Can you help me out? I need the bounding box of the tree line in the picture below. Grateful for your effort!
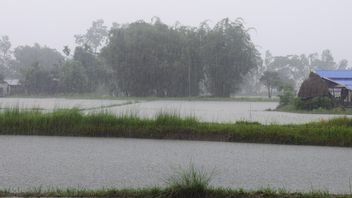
[0,18,349,97]
[0,18,261,97]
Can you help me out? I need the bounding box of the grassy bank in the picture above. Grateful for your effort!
[276,104,352,115]
[1,108,352,147]
[1,165,350,198]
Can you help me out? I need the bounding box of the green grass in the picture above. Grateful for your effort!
[1,108,352,147]
[276,104,352,115]
[0,165,350,197]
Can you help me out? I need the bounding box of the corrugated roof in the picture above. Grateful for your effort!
[315,70,352,79]
[4,79,20,86]
[315,70,352,90]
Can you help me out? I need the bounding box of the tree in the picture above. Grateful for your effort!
[23,62,58,94]
[75,19,108,53]
[14,44,64,76]
[0,35,14,78]
[101,18,260,97]
[73,46,108,92]
[319,49,336,69]
[63,46,71,57]
[58,60,88,93]
[264,50,273,68]
[338,59,348,69]
[200,18,260,97]
[0,36,11,57]
[260,71,281,98]
[14,44,64,94]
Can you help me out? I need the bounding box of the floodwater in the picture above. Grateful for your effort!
[0,98,349,124]
[0,98,131,110]
[0,136,351,193]
[102,100,349,124]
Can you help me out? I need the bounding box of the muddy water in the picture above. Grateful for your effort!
[1,136,351,193]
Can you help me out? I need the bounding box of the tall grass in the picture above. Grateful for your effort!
[164,164,212,198]
[1,108,352,147]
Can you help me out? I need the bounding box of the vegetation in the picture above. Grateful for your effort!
[1,108,352,147]
[0,165,350,197]
[1,187,349,198]
[0,18,261,97]
[101,18,260,97]
[294,97,335,110]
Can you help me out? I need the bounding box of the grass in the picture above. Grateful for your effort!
[1,108,352,147]
[1,165,350,197]
[275,104,352,115]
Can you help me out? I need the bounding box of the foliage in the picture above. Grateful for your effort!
[58,60,88,93]
[294,96,335,110]
[260,71,281,98]
[101,18,260,97]
[23,62,58,94]
[0,35,15,77]
[14,44,64,73]
[74,19,108,53]
[73,46,109,92]
[278,85,295,107]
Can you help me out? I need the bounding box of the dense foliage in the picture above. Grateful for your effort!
[101,18,260,97]
[294,96,335,110]
[0,18,349,97]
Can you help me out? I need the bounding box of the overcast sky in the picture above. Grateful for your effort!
[1,0,352,63]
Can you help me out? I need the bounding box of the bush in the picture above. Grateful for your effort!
[294,96,334,110]
[278,85,295,107]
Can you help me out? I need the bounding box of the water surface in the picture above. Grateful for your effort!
[1,136,351,193]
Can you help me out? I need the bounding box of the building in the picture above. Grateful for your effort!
[0,80,10,97]
[4,79,22,95]
[298,70,352,105]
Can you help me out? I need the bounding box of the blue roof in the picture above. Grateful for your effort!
[315,70,352,79]
[315,70,352,90]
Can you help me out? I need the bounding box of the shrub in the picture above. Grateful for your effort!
[164,165,212,198]
[278,85,295,107]
[294,96,334,110]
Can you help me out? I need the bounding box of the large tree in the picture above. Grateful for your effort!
[101,18,260,97]
[201,18,261,97]
[14,44,64,93]
[75,19,108,53]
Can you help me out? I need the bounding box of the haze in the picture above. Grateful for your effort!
[1,0,352,62]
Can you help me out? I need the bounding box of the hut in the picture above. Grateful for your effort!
[4,79,22,95]
[298,72,331,99]
[298,70,352,106]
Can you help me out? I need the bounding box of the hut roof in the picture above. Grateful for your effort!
[298,72,331,99]
[316,70,352,90]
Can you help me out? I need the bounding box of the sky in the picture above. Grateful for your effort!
[1,0,352,64]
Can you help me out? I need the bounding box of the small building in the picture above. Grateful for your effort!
[298,70,352,106]
[0,80,10,97]
[4,79,22,95]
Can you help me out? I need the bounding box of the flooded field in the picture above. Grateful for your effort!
[1,136,351,193]
[0,98,349,124]
[0,98,130,110]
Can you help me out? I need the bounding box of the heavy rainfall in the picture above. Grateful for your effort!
[1,0,352,197]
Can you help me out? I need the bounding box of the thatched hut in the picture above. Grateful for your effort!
[298,72,331,99]
[298,70,352,106]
